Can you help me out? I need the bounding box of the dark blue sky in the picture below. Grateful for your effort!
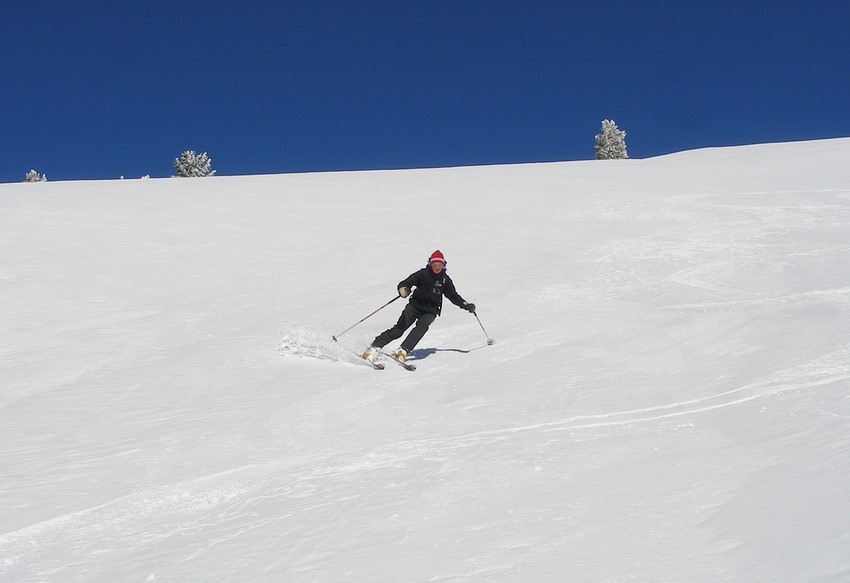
[3,1,848,182]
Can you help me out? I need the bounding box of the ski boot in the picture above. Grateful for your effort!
[361,345,378,363]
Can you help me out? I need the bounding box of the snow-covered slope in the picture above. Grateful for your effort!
[2,139,850,582]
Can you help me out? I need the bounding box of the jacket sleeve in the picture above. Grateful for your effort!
[398,269,423,291]
[443,275,467,308]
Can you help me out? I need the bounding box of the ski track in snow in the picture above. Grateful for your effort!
[4,342,847,579]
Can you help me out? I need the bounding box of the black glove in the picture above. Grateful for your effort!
[463,302,476,313]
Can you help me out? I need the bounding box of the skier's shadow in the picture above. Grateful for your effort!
[408,347,479,361]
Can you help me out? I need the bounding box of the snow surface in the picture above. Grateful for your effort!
[2,139,850,582]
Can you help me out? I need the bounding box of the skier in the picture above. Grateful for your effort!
[362,250,476,363]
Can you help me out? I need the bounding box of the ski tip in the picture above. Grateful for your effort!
[361,359,384,370]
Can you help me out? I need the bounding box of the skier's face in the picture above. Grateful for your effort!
[430,261,444,274]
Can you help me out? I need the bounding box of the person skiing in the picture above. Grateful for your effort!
[362,250,476,363]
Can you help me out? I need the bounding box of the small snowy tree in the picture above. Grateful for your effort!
[173,150,216,177]
[24,169,47,182]
[594,119,629,160]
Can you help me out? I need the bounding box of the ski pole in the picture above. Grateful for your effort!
[474,311,495,345]
[332,295,401,342]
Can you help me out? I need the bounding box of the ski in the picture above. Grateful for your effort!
[357,354,385,370]
[380,351,417,371]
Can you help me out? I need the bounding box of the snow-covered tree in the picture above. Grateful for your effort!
[24,169,47,182]
[173,150,216,177]
[594,119,629,160]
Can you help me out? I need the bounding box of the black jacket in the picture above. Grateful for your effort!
[399,266,466,316]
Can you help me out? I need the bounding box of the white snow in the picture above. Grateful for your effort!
[2,139,850,582]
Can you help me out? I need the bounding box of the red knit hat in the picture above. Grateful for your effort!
[428,249,446,265]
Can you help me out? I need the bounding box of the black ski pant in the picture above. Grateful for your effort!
[372,303,436,352]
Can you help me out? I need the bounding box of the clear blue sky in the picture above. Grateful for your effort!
[2,1,848,182]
